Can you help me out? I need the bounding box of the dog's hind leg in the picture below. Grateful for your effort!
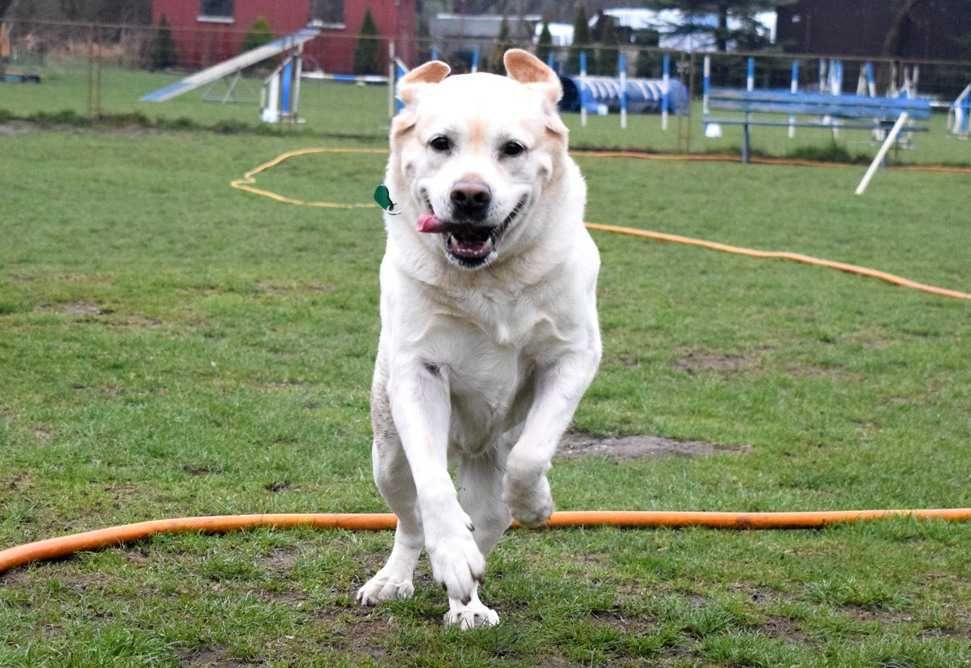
[357,383,423,606]
[442,451,511,628]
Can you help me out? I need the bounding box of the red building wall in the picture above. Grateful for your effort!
[151,0,417,72]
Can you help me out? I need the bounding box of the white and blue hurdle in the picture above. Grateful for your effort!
[948,84,971,139]
[856,62,876,97]
[261,53,304,123]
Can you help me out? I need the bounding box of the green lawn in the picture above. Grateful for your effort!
[3,61,971,165]
[0,127,970,666]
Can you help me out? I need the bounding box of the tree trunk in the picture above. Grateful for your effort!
[716,3,728,52]
[882,0,924,57]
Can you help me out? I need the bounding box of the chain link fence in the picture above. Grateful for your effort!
[3,20,971,165]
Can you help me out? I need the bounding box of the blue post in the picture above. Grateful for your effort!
[579,50,588,126]
[431,46,439,61]
[471,45,479,73]
[547,51,555,70]
[280,59,293,115]
[746,57,755,92]
[864,62,876,96]
[788,59,799,138]
[829,58,842,95]
[394,60,408,114]
[661,52,671,130]
[618,51,628,129]
[702,55,711,115]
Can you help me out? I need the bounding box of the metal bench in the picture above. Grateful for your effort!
[706,88,932,163]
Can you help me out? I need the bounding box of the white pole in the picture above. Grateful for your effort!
[855,112,909,195]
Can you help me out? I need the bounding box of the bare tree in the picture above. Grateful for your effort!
[882,0,926,57]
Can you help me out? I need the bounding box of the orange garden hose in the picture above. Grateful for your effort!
[230,147,971,302]
[3,148,969,578]
[4,509,971,576]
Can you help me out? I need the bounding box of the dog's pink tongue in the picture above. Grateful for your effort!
[416,213,446,234]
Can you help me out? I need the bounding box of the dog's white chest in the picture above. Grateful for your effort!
[437,297,565,454]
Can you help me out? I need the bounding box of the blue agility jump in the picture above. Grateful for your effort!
[708,88,930,163]
[702,55,935,166]
[709,89,931,122]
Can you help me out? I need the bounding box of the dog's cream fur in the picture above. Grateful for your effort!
[357,50,601,629]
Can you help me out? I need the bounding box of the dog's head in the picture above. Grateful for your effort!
[389,49,569,270]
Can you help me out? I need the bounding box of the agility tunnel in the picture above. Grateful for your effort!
[558,74,689,115]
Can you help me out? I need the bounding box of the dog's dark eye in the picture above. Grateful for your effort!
[429,135,452,152]
[500,141,526,157]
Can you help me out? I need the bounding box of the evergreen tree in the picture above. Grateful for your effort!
[567,3,593,75]
[242,17,273,54]
[592,11,618,75]
[633,29,661,78]
[492,14,512,73]
[536,21,553,66]
[149,14,176,70]
[353,9,381,75]
[655,0,791,52]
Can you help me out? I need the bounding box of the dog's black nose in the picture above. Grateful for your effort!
[450,180,492,220]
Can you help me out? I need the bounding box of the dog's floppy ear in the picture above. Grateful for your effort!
[397,60,451,107]
[503,49,567,137]
[392,60,450,140]
[503,48,562,105]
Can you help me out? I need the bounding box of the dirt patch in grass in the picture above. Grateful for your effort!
[35,301,110,317]
[760,615,811,644]
[0,122,35,136]
[31,426,55,444]
[260,548,299,572]
[559,432,749,459]
[675,350,757,376]
[340,610,395,661]
[592,607,659,635]
[256,280,336,296]
[175,646,247,667]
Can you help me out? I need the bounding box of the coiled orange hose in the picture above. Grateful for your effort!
[229,147,971,302]
[3,508,971,576]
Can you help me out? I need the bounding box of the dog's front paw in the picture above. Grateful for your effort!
[356,569,415,606]
[503,471,554,528]
[426,530,485,605]
[444,599,500,630]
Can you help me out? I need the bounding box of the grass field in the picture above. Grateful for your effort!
[1,125,970,666]
[3,61,971,165]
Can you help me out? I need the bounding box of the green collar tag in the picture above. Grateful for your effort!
[374,185,399,215]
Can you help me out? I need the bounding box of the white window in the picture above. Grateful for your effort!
[199,0,234,23]
[310,0,345,28]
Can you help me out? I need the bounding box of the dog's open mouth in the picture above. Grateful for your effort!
[417,196,528,269]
